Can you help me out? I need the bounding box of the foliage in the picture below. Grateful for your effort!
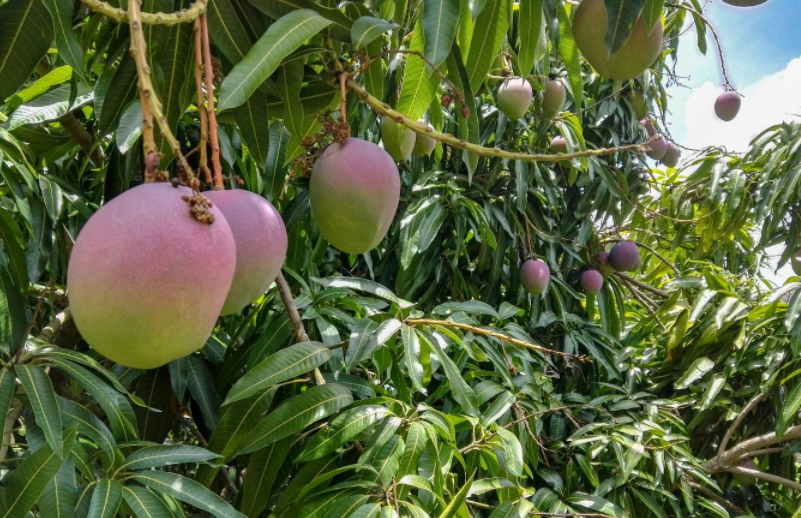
[0,0,799,518]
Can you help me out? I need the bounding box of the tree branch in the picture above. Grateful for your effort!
[276,272,325,385]
[58,113,104,167]
[193,18,212,186]
[200,14,224,190]
[81,0,207,25]
[613,272,669,298]
[346,78,656,163]
[725,466,801,492]
[685,480,746,516]
[718,393,763,455]
[405,318,591,363]
[704,424,801,473]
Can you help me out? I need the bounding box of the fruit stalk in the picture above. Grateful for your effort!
[128,0,196,183]
[200,14,224,190]
[80,0,208,25]
[193,18,213,186]
[346,78,658,163]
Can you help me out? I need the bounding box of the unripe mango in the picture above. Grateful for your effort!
[662,143,681,168]
[641,118,657,137]
[715,92,742,121]
[310,138,400,254]
[413,120,436,156]
[722,0,768,6]
[609,241,641,272]
[595,251,615,276]
[381,117,415,161]
[647,136,668,160]
[542,80,566,119]
[550,136,567,154]
[733,458,759,486]
[520,259,550,294]
[630,90,648,119]
[203,190,287,315]
[573,0,664,80]
[67,183,237,369]
[581,270,604,295]
[497,78,533,120]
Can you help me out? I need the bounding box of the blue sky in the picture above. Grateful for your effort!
[667,0,801,150]
[665,0,801,281]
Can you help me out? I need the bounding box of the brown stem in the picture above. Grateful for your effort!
[200,14,223,190]
[704,425,801,473]
[80,0,208,25]
[718,393,763,455]
[276,272,326,385]
[613,272,669,299]
[128,0,196,182]
[725,466,801,492]
[193,18,212,186]
[404,318,591,363]
[685,480,746,516]
[58,113,104,167]
[738,447,785,459]
[346,78,657,163]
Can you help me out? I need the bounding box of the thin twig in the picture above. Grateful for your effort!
[718,393,763,455]
[276,272,326,385]
[613,272,669,299]
[193,18,212,186]
[738,447,785,459]
[200,14,224,189]
[686,480,746,516]
[346,78,658,163]
[80,0,208,25]
[404,318,591,363]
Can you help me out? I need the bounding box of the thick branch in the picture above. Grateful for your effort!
[193,18,212,186]
[58,113,104,167]
[725,466,801,492]
[719,393,763,455]
[346,78,656,163]
[200,14,224,189]
[704,424,801,472]
[405,318,591,363]
[276,272,325,385]
[81,0,207,25]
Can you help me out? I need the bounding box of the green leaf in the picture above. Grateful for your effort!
[186,355,221,431]
[602,0,646,56]
[224,341,332,405]
[57,397,116,458]
[312,277,409,306]
[675,357,715,390]
[0,369,15,426]
[0,426,76,518]
[218,10,332,111]
[495,427,523,477]
[427,337,479,417]
[16,364,63,457]
[0,206,29,290]
[0,268,26,353]
[0,0,54,101]
[42,0,85,81]
[6,65,71,107]
[352,503,382,518]
[39,458,76,518]
[155,14,194,165]
[96,57,138,134]
[398,422,428,478]
[119,445,221,472]
[49,359,138,441]
[122,485,174,518]
[276,60,305,139]
[239,438,292,517]
[86,480,123,518]
[402,325,426,394]
[566,492,626,518]
[464,0,508,92]
[127,471,247,518]
[556,3,583,123]
[631,488,668,518]
[778,382,801,438]
[299,405,391,461]
[517,0,545,77]
[445,46,478,178]
[642,0,664,34]
[237,383,353,455]
[352,16,398,49]
[346,319,401,371]
[422,0,460,67]
[397,18,439,122]
[436,472,474,518]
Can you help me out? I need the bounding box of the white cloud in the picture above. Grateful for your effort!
[680,55,801,152]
